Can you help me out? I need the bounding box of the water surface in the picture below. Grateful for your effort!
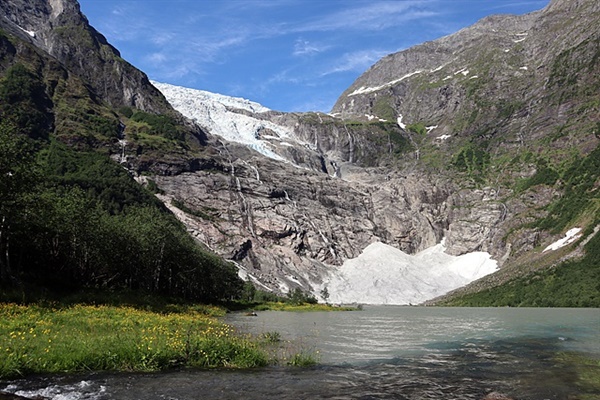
[2,307,599,400]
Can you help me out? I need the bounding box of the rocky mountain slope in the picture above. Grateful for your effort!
[150,0,599,302]
[1,0,598,304]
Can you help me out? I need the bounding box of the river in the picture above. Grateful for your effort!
[2,307,599,399]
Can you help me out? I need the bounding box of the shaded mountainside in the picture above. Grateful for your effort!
[0,0,242,302]
[0,0,598,305]
[0,0,171,113]
[0,0,208,172]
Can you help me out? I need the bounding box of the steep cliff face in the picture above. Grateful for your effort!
[0,0,172,114]
[149,154,455,292]
[329,0,599,254]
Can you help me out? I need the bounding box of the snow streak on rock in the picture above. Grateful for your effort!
[325,241,498,305]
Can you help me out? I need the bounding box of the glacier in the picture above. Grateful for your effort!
[152,81,306,161]
[324,240,498,305]
[152,80,500,305]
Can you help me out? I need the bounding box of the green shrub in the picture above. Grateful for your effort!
[407,122,427,136]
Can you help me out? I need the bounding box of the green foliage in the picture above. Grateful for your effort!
[444,230,600,307]
[0,303,270,378]
[41,140,162,213]
[537,145,600,232]
[452,142,490,177]
[146,179,164,194]
[130,110,184,141]
[0,131,243,302]
[260,331,281,343]
[253,289,285,303]
[548,37,600,104]
[286,288,318,305]
[386,129,413,158]
[118,106,134,118]
[372,96,396,121]
[517,159,559,192]
[0,63,51,139]
[286,350,319,367]
[241,280,257,303]
[0,121,41,285]
[407,122,427,136]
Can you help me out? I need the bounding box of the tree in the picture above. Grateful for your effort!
[0,121,39,285]
[241,280,257,302]
[320,286,330,303]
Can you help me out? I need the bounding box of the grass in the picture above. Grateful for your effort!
[0,302,322,378]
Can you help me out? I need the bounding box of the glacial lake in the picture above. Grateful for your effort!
[3,306,599,399]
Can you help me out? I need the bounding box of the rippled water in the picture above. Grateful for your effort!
[2,307,599,400]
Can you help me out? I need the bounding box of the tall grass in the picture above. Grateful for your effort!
[0,303,272,378]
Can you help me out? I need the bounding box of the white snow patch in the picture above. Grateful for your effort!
[543,228,582,252]
[513,37,526,43]
[17,25,35,38]
[152,81,308,161]
[430,64,447,73]
[397,114,407,130]
[426,125,438,134]
[348,70,423,96]
[443,75,452,81]
[365,114,387,122]
[519,66,528,70]
[504,49,511,53]
[454,68,469,76]
[436,134,451,141]
[325,241,498,305]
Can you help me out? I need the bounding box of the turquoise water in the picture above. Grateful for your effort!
[2,307,599,399]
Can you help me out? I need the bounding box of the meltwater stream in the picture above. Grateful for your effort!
[2,307,599,400]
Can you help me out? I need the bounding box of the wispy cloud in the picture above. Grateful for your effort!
[321,49,393,76]
[295,1,439,32]
[293,39,330,57]
[486,1,548,11]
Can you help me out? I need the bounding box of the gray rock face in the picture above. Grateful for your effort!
[148,0,599,295]
[149,144,462,293]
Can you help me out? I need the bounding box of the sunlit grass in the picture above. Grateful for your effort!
[0,303,274,378]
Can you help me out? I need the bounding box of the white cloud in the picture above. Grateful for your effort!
[293,39,329,57]
[321,49,392,75]
[146,52,167,64]
[297,1,439,32]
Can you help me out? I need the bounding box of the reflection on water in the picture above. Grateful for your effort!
[2,307,599,400]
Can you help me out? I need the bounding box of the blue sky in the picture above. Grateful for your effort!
[78,0,549,112]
